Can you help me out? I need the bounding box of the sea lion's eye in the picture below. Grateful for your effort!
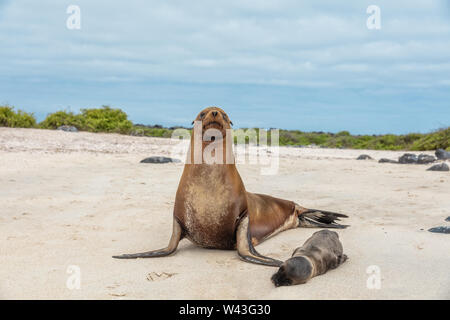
[192,112,206,125]
[222,113,231,123]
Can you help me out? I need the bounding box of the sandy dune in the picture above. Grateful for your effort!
[0,127,449,299]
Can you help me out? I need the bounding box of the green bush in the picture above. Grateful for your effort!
[80,106,133,134]
[0,106,15,126]
[39,110,84,129]
[411,127,450,151]
[39,106,133,134]
[2,104,448,151]
[0,105,37,128]
[131,126,174,138]
[264,128,448,151]
[14,110,37,128]
[336,130,350,137]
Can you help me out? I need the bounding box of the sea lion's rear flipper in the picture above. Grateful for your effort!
[112,219,184,259]
[236,216,283,267]
[296,206,349,229]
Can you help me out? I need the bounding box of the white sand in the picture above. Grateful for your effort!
[0,127,449,299]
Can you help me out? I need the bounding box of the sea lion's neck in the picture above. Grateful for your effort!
[293,250,320,278]
[185,162,233,177]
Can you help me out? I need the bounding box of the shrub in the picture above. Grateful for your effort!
[336,130,350,137]
[80,106,133,134]
[0,105,37,128]
[3,104,448,151]
[14,110,37,128]
[39,110,84,129]
[411,127,450,151]
[131,126,174,138]
[40,106,133,134]
[0,106,15,126]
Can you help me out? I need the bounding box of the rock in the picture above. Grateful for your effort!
[130,130,144,136]
[398,153,418,164]
[428,226,450,234]
[426,163,449,171]
[417,154,436,164]
[140,156,181,164]
[357,154,373,160]
[57,125,78,132]
[445,217,450,222]
[435,149,450,160]
[379,158,398,164]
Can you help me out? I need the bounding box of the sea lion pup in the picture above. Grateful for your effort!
[113,106,348,267]
[271,230,347,286]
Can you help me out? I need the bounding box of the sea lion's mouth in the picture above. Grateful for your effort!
[203,121,223,130]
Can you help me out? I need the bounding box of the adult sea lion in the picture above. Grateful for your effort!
[271,230,347,286]
[113,106,348,267]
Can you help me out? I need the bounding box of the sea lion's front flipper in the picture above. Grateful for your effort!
[112,219,184,259]
[236,216,283,267]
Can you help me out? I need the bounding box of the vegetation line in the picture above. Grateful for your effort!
[1,105,449,151]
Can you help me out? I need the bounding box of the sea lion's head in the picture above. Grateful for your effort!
[271,256,313,287]
[192,106,233,141]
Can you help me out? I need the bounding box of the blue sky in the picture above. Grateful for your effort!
[1,0,449,134]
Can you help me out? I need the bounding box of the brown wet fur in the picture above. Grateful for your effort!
[174,106,301,249]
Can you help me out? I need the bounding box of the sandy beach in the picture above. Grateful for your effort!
[0,127,449,300]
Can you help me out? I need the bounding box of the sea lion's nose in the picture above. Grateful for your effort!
[212,111,218,117]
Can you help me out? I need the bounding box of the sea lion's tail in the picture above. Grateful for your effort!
[296,206,349,229]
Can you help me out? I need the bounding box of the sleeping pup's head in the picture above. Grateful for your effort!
[271,256,313,287]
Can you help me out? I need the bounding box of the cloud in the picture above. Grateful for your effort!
[0,0,449,133]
